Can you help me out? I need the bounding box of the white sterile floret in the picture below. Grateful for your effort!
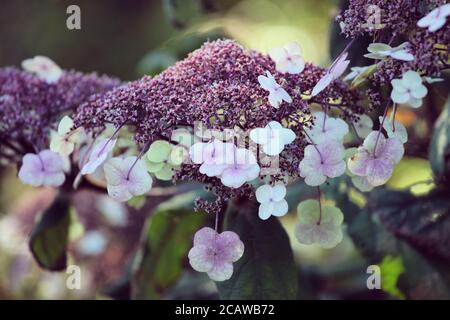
[220,148,260,188]
[81,138,117,175]
[348,131,404,187]
[299,139,346,186]
[311,52,350,97]
[269,42,305,74]
[50,116,85,156]
[189,139,236,178]
[249,121,296,156]
[352,114,373,139]
[255,184,289,220]
[343,66,369,81]
[417,4,450,32]
[258,71,292,108]
[380,117,408,144]
[104,156,153,202]
[364,43,414,61]
[21,56,63,83]
[390,70,428,108]
[304,112,349,144]
[295,199,344,249]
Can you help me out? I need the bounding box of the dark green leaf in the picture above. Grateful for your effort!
[348,188,450,299]
[132,192,206,299]
[430,95,450,182]
[29,193,71,271]
[216,200,298,300]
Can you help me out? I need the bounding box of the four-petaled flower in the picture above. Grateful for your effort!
[255,184,289,220]
[104,156,153,202]
[81,138,117,175]
[50,116,85,156]
[258,71,292,108]
[348,131,404,187]
[304,112,349,144]
[390,71,428,108]
[417,4,450,32]
[21,56,63,83]
[311,52,350,96]
[269,42,305,74]
[188,227,244,282]
[249,121,296,156]
[220,148,260,188]
[380,117,408,144]
[352,114,373,139]
[299,139,346,186]
[295,199,344,248]
[189,139,235,177]
[364,43,414,62]
[18,150,66,187]
[146,140,186,181]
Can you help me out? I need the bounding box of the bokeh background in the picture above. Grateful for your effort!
[0,0,437,299]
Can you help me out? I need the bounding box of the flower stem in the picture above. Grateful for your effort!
[126,140,151,180]
[302,128,324,162]
[373,102,390,157]
[317,186,322,225]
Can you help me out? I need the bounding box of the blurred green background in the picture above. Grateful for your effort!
[0,0,337,79]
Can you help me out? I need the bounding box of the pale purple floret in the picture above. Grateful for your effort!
[81,138,117,175]
[348,131,404,186]
[189,140,235,177]
[18,150,65,187]
[299,140,346,186]
[220,148,260,189]
[188,227,244,282]
[103,156,153,202]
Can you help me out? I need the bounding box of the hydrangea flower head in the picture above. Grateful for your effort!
[257,71,292,108]
[188,227,244,282]
[299,139,346,186]
[249,121,296,156]
[348,131,404,187]
[391,71,428,108]
[304,112,349,144]
[268,42,305,74]
[0,66,119,165]
[417,4,450,32]
[81,138,117,175]
[255,184,288,220]
[295,199,344,248]
[18,150,65,187]
[21,56,63,83]
[104,156,153,202]
[73,39,362,212]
